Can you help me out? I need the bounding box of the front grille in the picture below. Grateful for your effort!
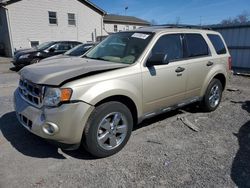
[19,78,44,108]
[18,113,33,129]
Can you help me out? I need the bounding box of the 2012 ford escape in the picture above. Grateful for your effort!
[14,26,231,157]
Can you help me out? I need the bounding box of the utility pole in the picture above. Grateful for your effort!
[125,6,128,15]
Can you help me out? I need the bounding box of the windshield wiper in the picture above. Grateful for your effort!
[82,56,109,61]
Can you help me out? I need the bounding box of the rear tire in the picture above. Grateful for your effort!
[201,78,223,112]
[83,101,133,158]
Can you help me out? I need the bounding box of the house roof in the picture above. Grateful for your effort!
[0,0,106,15]
[104,14,150,26]
[80,0,106,15]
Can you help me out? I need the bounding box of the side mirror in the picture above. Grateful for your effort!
[49,47,55,53]
[146,53,169,67]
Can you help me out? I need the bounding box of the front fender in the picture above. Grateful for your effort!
[73,79,143,117]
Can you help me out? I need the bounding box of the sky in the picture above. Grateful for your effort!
[90,0,250,25]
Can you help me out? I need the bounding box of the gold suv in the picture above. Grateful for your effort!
[14,26,231,157]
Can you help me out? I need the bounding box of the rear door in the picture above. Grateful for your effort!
[142,34,188,114]
[183,33,213,98]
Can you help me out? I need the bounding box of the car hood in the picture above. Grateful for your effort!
[20,57,130,86]
[15,48,39,56]
[14,48,31,54]
[42,54,69,61]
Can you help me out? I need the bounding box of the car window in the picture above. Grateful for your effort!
[36,42,55,50]
[207,34,227,55]
[55,43,72,51]
[85,32,154,64]
[70,42,81,48]
[65,44,94,56]
[151,34,183,62]
[185,34,209,58]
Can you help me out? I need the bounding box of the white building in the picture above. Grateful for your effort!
[0,0,106,57]
[103,14,150,34]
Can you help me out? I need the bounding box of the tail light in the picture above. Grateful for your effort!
[228,56,232,70]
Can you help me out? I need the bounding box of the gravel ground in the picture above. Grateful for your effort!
[0,60,249,188]
[0,57,12,64]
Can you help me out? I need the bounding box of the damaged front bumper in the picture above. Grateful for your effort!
[14,89,94,146]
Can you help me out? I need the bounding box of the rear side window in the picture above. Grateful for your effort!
[70,42,80,48]
[185,34,209,58]
[54,43,72,51]
[207,34,227,55]
[152,34,183,62]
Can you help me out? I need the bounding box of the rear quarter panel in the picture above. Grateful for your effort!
[199,31,230,96]
[200,56,229,96]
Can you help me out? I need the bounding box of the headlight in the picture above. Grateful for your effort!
[19,54,30,59]
[44,87,73,107]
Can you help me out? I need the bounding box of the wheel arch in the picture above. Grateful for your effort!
[201,69,228,97]
[213,73,226,91]
[94,95,138,126]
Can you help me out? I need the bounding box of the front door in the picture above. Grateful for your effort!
[142,34,188,114]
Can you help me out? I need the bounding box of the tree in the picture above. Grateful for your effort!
[175,16,181,25]
[221,18,233,25]
[238,12,248,23]
[150,19,158,26]
[221,11,249,25]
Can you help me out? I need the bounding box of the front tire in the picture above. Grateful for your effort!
[30,58,40,64]
[201,78,223,112]
[83,102,133,158]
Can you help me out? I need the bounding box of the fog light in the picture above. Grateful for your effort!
[42,122,59,135]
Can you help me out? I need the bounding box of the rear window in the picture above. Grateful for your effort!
[207,34,227,55]
[185,34,209,58]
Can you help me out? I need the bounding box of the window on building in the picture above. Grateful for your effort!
[126,25,129,30]
[114,25,118,32]
[48,11,57,25]
[68,13,76,26]
[30,41,39,48]
[185,34,209,58]
[133,26,136,30]
[151,34,183,62]
[207,34,227,55]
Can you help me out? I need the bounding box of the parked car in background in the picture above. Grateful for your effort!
[12,41,82,68]
[43,43,96,61]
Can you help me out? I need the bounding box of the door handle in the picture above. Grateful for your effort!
[175,67,185,73]
[207,61,214,66]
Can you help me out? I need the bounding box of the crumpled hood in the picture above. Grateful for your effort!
[20,57,130,86]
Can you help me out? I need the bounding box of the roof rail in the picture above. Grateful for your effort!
[151,24,212,30]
